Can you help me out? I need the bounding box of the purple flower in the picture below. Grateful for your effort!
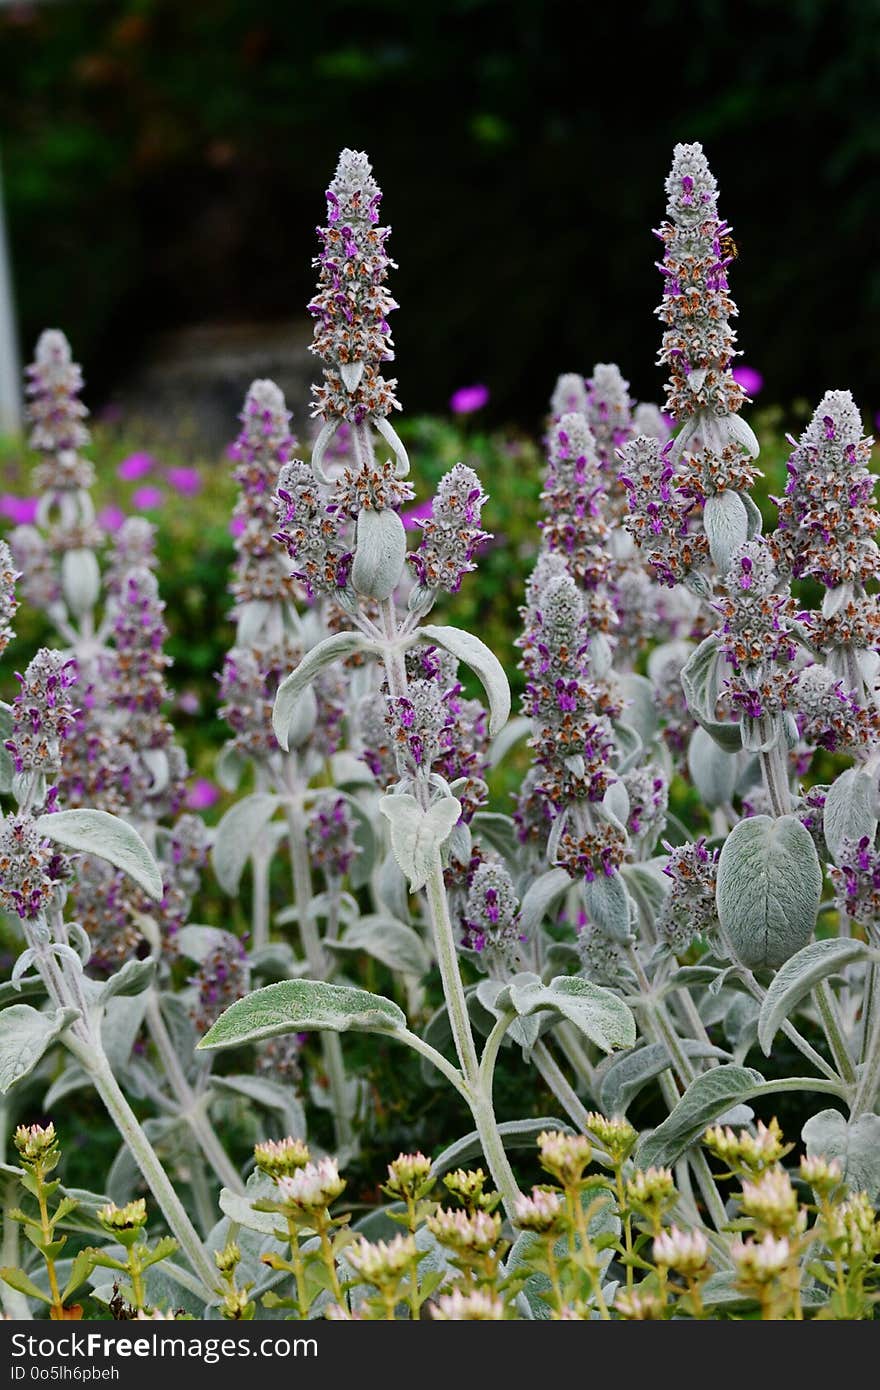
[186,778,220,811]
[97,504,125,532]
[166,466,202,497]
[732,364,764,396]
[118,452,156,482]
[0,495,38,525]
[229,515,246,537]
[177,690,201,715]
[400,497,434,531]
[132,486,164,511]
[450,384,489,415]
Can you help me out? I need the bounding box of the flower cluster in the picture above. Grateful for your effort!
[618,434,708,587]
[795,665,880,754]
[586,363,634,471]
[539,412,616,631]
[189,932,250,1034]
[828,836,880,934]
[550,373,588,418]
[274,459,353,599]
[5,648,77,781]
[307,793,359,882]
[773,391,878,589]
[461,859,522,968]
[24,329,93,494]
[308,149,400,424]
[715,540,799,728]
[408,464,490,598]
[0,542,18,656]
[0,815,69,920]
[229,380,298,611]
[657,837,719,950]
[219,638,303,763]
[104,518,157,600]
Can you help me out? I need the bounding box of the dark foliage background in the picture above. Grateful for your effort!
[1,0,879,424]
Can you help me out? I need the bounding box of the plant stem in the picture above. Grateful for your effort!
[812,981,857,1087]
[851,977,880,1117]
[282,786,353,1154]
[759,742,791,818]
[144,991,244,1194]
[73,1042,216,1296]
[529,1040,611,1164]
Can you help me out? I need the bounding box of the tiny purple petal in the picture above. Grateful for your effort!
[117,451,156,481]
[165,465,202,497]
[186,778,219,810]
[97,504,125,532]
[732,365,764,396]
[450,384,489,415]
[132,486,165,511]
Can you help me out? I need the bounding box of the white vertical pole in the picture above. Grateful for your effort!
[0,149,22,436]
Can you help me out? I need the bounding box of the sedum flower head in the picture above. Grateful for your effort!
[214,1242,242,1275]
[703,1118,792,1176]
[442,1166,499,1213]
[309,149,400,424]
[408,463,490,596]
[513,1187,564,1234]
[384,1151,432,1200]
[739,1166,803,1237]
[346,1234,416,1284]
[730,1232,792,1285]
[426,1206,501,1252]
[14,1121,59,1167]
[537,1130,592,1186]
[799,1154,843,1196]
[773,390,878,588]
[653,1225,709,1276]
[625,1166,677,1216]
[98,1199,148,1232]
[432,1288,505,1320]
[614,1289,665,1320]
[276,1157,346,1212]
[254,1136,310,1179]
[583,1112,637,1165]
[25,329,93,492]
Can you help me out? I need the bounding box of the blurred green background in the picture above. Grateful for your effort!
[1,0,879,423]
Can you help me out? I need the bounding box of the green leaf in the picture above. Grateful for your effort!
[680,635,742,752]
[62,1249,98,1302]
[210,1074,306,1140]
[717,815,822,969]
[637,1065,765,1168]
[598,1040,729,1117]
[0,1005,80,1094]
[429,1118,573,1179]
[35,810,163,901]
[378,793,461,892]
[0,1266,52,1303]
[758,938,871,1054]
[823,767,878,867]
[326,913,430,976]
[419,624,510,736]
[273,633,375,751]
[197,979,406,1052]
[211,794,280,895]
[499,973,636,1053]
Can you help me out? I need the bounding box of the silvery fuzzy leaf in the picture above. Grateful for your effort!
[802,1110,880,1200]
[704,489,749,576]
[11,948,38,989]
[445,819,472,866]
[598,1039,731,1117]
[140,747,169,795]
[248,941,310,981]
[497,972,636,1053]
[741,491,764,540]
[723,993,761,1058]
[823,766,878,867]
[739,710,784,753]
[273,632,376,751]
[43,1063,90,1110]
[429,1117,573,1180]
[376,848,411,922]
[210,794,280,894]
[687,726,739,808]
[488,714,531,768]
[339,792,377,890]
[197,979,407,1052]
[98,957,156,1003]
[647,639,692,685]
[637,1065,766,1168]
[418,1004,454,1089]
[329,751,375,789]
[0,1004,80,1094]
[283,682,318,750]
[351,505,408,601]
[339,359,364,392]
[589,632,613,680]
[61,547,100,618]
[612,721,643,773]
[582,869,632,942]
[680,635,742,752]
[717,814,822,969]
[36,808,163,901]
[723,412,760,459]
[327,913,430,977]
[374,414,410,478]
[758,937,871,1055]
[620,673,658,747]
[216,742,247,792]
[210,1074,306,1141]
[473,978,539,1052]
[219,1186,286,1239]
[67,921,92,966]
[0,742,13,795]
[0,976,46,1009]
[603,779,630,827]
[102,993,149,1074]
[621,859,672,927]
[378,792,461,893]
[419,624,510,737]
[236,599,273,646]
[471,810,520,865]
[518,867,571,938]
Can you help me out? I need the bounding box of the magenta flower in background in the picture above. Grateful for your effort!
[400,497,434,532]
[450,383,489,415]
[229,515,246,537]
[177,690,201,715]
[166,466,202,497]
[186,778,219,811]
[732,365,764,396]
[132,486,164,511]
[0,495,38,524]
[97,504,125,532]
[117,451,156,481]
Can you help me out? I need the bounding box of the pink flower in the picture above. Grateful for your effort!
[132,486,164,511]
[732,365,764,397]
[166,466,202,497]
[450,384,489,415]
[177,690,201,715]
[186,778,219,810]
[97,504,125,532]
[0,495,38,524]
[400,498,434,531]
[229,516,246,537]
[117,451,156,481]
